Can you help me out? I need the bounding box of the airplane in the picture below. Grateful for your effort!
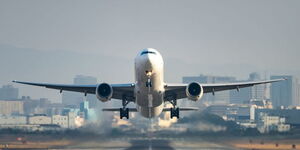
[13,48,285,119]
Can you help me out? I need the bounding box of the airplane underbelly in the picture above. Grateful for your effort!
[135,88,164,118]
[137,103,164,118]
[136,91,163,107]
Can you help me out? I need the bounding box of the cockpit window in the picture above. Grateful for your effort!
[140,51,156,56]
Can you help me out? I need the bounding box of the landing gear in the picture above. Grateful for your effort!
[170,107,179,119]
[120,108,129,119]
[146,78,152,87]
[120,96,130,119]
[169,97,180,119]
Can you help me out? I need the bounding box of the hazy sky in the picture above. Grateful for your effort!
[0,0,299,102]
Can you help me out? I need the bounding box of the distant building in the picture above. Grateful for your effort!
[0,116,27,125]
[22,96,37,115]
[0,112,79,129]
[249,73,266,100]
[254,108,300,127]
[62,75,98,108]
[256,113,290,133]
[46,103,65,116]
[51,112,77,128]
[230,86,251,104]
[52,115,68,128]
[271,75,299,107]
[22,96,57,116]
[28,113,78,128]
[78,100,97,122]
[249,99,272,109]
[0,100,24,115]
[230,72,266,104]
[28,115,52,125]
[0,85,18,100]
[80,100,89,119]
[205,104,252,123]
[67,112,77,129]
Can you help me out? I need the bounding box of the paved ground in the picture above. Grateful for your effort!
[3,135,300,150]
[58,137,238,150]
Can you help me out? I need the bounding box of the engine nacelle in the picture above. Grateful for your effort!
[96,83,113,102]
[186,82,204,101]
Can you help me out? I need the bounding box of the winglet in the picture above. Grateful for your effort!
[12,80,27,84]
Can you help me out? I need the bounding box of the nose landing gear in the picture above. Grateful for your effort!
[145,70,152,88]
[146,78,152,87]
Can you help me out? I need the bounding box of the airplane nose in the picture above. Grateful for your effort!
[144,54,155,68]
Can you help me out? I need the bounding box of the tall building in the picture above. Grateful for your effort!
[0,85,18,100]
[21,96,55,115]
[62,75,98,108]
[230,86,251,104]
[183,75,236,104]
[230,72,266,104]
[249,73,265,100]
[271,75,299,108]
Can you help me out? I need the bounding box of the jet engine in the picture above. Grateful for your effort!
[96,83,113,102]
[186,82,203,101]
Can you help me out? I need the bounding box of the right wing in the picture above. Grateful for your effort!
[12,80,135,101]
[164,78,286,101]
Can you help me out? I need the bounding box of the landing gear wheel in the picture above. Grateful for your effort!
[169,96,180,119]
[120,95,130,119]
[120,108,129,119]
[170,107,180,119]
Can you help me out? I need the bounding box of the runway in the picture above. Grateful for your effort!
[56,137,239,150]
[3,133,300,150]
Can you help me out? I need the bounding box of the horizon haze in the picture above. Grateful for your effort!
[0,0,299,102]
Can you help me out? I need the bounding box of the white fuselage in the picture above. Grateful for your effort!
[134,48,165,118]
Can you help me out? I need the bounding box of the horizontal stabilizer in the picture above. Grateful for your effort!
[163,107,199,111]
[102,108,137,112]
[102,107,199,112]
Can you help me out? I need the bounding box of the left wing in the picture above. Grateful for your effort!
[12,80,135,101]
[164,78,286,101]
